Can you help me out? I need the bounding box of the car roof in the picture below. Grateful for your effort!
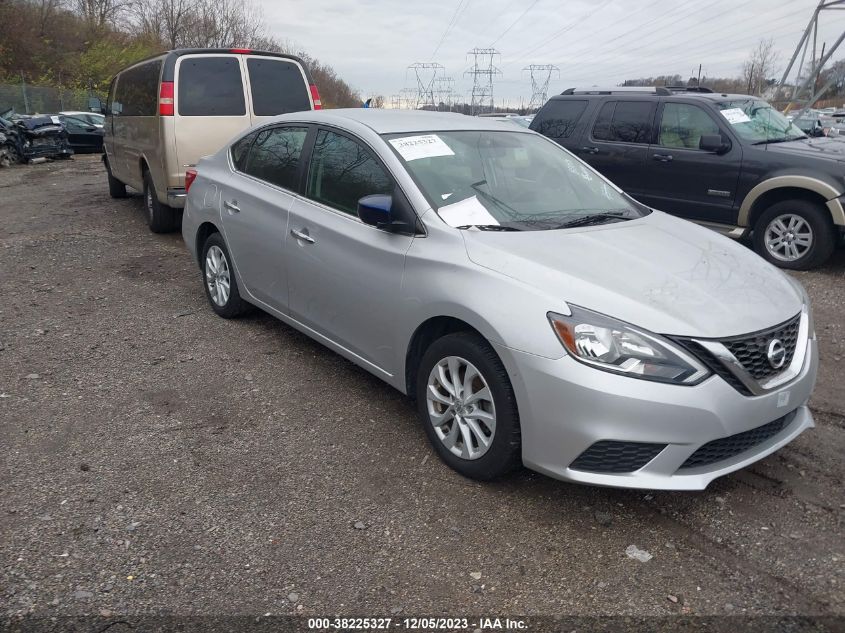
[549,91,760,102]
[270,108,533,134]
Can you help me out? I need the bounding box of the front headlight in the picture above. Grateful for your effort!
[548,306,711,385]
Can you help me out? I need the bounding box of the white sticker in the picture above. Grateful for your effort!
[389,134,455,162]
[438,196,499,228]
[777,391,790,408]
[721,108,751,125]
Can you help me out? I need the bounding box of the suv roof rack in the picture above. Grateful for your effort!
[664,85,714,93]
[561,86,672,96]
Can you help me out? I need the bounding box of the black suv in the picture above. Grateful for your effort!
[530,86,845,269]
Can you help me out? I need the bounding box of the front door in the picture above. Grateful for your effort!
[286,128,414,374]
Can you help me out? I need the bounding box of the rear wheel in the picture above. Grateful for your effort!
[201,232,251,318]
[416,332,521,480]
[143,170,179,233]
[753,199,835,270]
[104,158,127,198]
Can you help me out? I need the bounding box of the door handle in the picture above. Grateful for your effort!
[653,153,673,162]
[290,228,315,244]
[580,146,600,154]
[223,199,240,213]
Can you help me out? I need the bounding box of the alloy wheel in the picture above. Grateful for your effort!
[426,356,496,460]
[205,245,231,307]
[764,213,813,262]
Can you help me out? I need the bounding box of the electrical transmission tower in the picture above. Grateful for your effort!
[434,76,456,111]
[465,48,502,115]
[408,63,445,110]
[523,64,560,110]
[778,1,845,114]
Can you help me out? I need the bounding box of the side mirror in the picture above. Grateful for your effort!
[699,134,729,154]
[357,194,393,228]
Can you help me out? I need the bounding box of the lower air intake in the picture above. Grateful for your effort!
[569,440,666,474]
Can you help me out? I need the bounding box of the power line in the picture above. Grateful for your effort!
[489,0,542,46]
[432,0,471,59]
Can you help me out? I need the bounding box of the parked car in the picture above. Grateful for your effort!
[59,111,105,128]
[182,109,817,490]
[54,114,104,153]
[100,48,321,233]
[0,107,73,163]
[530,86,845,269]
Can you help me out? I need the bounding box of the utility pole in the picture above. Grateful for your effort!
[523,64,560,110]
[465,48,501,115]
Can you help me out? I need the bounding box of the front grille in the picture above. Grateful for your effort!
[570,440,666,474]
[677,340,753,396]
[678,411,795,470]
[722,314,801,381]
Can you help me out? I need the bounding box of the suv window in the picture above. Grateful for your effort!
[241,126,309,190]
[178,57,246,116]
[532,100,588,138]
[115,60,161,116]
[247,58,311,116]
[306,130,392,215]
[592,101,655,144]
[659,103,721,149]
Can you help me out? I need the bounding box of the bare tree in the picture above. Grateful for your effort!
[72,0,130,29]
[742,38,780,97]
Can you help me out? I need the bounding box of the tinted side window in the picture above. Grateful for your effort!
[306,130,392,215]
[242,126,308,190]
[118,61,162,116]
[106,78,117,116]
[532,100,588,138]
[178,57,245,116]
[659,102,721,149]
[247,58,311,116]
[593,101,655,144]
[231,131,258,171]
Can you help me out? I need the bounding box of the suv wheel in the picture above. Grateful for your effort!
[416,332,521,480]
[143,170,179,233]
[753,199,835,270]
[201,233,251,318]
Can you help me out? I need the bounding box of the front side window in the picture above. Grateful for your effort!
[532,100,588,138]
[178,57,246,116]
[715,99,806,144]
[241,126,308,190]
[592,101,655,144]
[384,130,647,231]
[306,130,392,215]
[659,103,722,149]
[247,58,311,116]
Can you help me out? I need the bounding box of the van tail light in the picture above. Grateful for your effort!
[310,84,322,110]
[230,48,252,54]
[184,168,198,193]
[159,81,174,116]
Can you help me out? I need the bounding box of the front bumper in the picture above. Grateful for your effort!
[493,337,818,490]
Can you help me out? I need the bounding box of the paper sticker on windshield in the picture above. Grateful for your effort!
[438,196,499,228]
[389,135,455,161]
[720,108,751,125]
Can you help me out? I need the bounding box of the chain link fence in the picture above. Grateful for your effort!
[0,82,105,115]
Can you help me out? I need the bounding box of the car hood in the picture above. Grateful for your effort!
[462,211,802,338]
[763,136,845,160]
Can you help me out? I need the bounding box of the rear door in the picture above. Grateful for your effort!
[580,99,656,198]
[244,56,313,125]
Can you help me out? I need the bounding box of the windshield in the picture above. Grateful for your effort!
[716,99,806,144]
[383,130,647,231]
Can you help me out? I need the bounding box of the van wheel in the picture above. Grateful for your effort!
[143,170,179,233]
[105,158,127,198]
[753,199,835,270]
[416,332,521,481]
[201,233,251,318]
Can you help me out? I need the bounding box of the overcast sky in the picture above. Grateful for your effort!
[259,0,844,107]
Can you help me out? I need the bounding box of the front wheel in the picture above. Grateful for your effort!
[416,332,521,480]
[752,199,835,270]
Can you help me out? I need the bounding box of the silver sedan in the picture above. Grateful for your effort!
[182,109,817,490]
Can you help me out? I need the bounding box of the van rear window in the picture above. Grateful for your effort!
[247,58,311,115]
[178,57,246,116]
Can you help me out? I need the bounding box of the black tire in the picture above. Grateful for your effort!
[105,157,127,198]
[143,170,179,233]
[415,332,521,480]
[752,198,836,270]
[200,232,251,318]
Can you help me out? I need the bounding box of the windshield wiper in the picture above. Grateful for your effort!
[555,211,632,229]
[457,224,521,231]
[752,136,807,145]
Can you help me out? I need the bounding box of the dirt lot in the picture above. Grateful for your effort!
[1,155,844,622]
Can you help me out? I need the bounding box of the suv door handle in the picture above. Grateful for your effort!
[653,153,673,162]
[223,199,240,213]
[290,229,315,244]
[580,146,600,154]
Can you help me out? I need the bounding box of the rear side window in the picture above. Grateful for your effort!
[306,130,392,215]
[231,131,258,171]
[247,58,311,116]
[242,126,309,190]
[178,57,245,116]
[114,60,161,116]
[532,100,588,138]
[592,101,655,144]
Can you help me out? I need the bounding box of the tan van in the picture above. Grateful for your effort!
[101,48,320,232]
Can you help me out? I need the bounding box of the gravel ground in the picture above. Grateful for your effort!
[1,156,844,621]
